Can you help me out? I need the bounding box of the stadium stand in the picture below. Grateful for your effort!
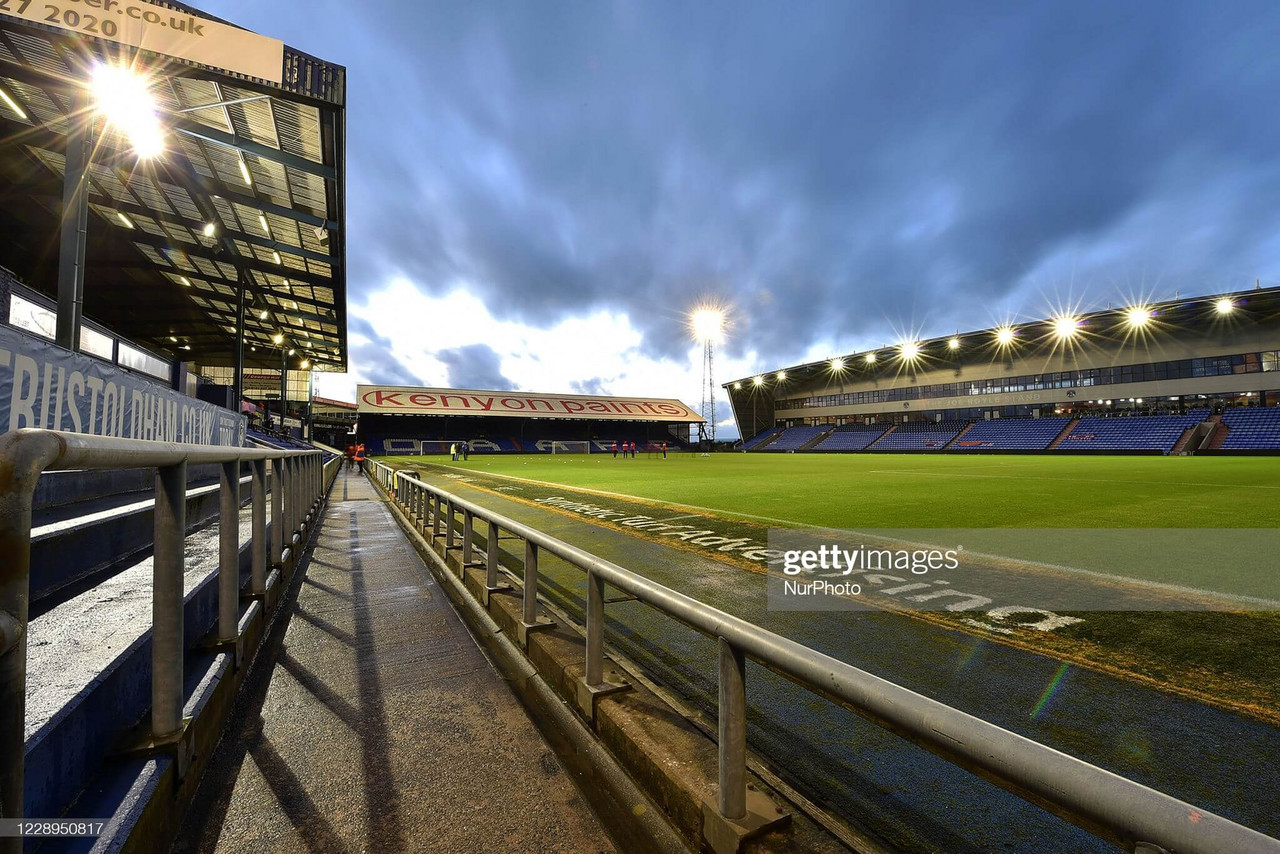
[739,426,785,450]
[765,424,830,450]
[1219,406,1280,449]
[868,420,971,451]
[812,423,891,451]
[950,417,1073,451]
[1058,413,1207,453]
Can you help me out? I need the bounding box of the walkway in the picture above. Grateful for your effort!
[174,469,614,854]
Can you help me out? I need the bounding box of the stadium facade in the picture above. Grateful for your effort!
[726,286,1280,453]
[357,384,703,454]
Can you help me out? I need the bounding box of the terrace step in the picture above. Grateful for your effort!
[866,424,899,449]
[1047,418,1079,449]
[1204,420,1230,450]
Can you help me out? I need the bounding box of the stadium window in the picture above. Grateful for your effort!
[1263,351,1279,372]
[8,293,56,339]
[79,326,114,361]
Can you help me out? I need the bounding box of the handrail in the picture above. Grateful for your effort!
[371,459,1280,854]
[0,429,333,850]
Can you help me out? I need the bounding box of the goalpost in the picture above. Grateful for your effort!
[550,440,592,454]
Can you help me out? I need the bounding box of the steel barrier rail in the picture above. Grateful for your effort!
[372,460,1280,854]
[0,429,330,845]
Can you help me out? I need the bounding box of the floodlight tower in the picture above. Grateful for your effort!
[690,308,724,446]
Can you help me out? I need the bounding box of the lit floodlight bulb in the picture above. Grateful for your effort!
[91,64,164,158]
[259,309,269,320]
[1214,297,1235,315]
[272,333,284,344]
[1125,305,1152,328]
[830,358,844,371]
[995,326,1015,346]
[864,352,877,364]
[900,341,920,359]
[287,348,296,356]
[301,359,310,369]
[732,382,742,390]
[776,371,787,381]
[690,308,725,343]
[948,337,960,350]
[752,375,764,386]
[1052,316,1079,339]
[203,222,217,237]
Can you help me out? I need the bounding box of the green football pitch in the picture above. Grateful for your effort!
[405,451,1279,529]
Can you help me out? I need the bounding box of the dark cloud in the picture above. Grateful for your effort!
[570,377,609,396]
[209,0,1280,373]
[436,343,517,390]
[346,316,422,386]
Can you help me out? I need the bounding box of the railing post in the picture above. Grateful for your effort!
[446,500,456,550]
[152,462,186,741]
[486,521,501,590]
[717,637,747,821]
[523,540,539,626]
[251,459,267,595]
[586,569,605,686]
[217,459,240,644]
[271,457,285,566]
[462,510,474,564]
[432,493,443,538]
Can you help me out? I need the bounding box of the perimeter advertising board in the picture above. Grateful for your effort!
[357,385,704,423]
[0,323,246,446]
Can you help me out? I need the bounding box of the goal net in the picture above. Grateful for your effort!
[549,440,592,454]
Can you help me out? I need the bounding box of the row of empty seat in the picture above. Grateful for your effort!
[743,407,1280,453]
[1220,407,1280,449]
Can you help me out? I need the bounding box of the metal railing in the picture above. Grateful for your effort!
[0,429,333,843]
[371,460,1280,854]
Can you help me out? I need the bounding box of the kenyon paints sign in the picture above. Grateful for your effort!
[357,385,704,423]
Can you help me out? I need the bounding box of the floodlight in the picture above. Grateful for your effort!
[994,326,1015,346]
[178,276,190,287]
[259,310,269,320]
[238,155,253,186]
[203,222,217,237]
[287,348,296,356]
[752,375,764,386]
[116,212,135,229]
[899,341,920,359]
[272,251,282,264]
[91,64,164,158]
[690,308,725,343]
[733,382,742,390]
[864,352,877,364]
[168,336,177,342]
[1214,297,1235,315]
[776,371,787,381]
[300,359,310,369]
[1124,305,1152,328]
[1051,316,1079,339]
[947,337,960,350]
[259,214,270,236]
[830,358,845,371]
[272,333,284,344]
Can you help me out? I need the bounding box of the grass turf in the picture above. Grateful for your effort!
[410,451,1279,529]
[378,451,1280,723]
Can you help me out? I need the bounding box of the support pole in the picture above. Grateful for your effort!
[586,570,605,686]
[717,637,747,821]
[271,458,285,566]
[56,94,90,352]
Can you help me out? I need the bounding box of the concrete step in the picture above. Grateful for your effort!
[1048,418,1080,449]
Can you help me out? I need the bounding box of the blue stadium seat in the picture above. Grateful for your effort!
[1220,406,1280,450]
[813,423,890,451]
[950,417,1072,451]
[767,424,829,450]
[740,427,785,450]
[1058,413,1206,453]
[868,420,970,451]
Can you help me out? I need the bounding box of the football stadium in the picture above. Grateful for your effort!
[0,2,1278,854]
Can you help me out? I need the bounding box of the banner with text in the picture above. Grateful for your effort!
[1,0,284,83]
[357,385,704,423]
[0,324,246,446]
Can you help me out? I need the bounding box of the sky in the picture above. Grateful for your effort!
[203,0,1280,438]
